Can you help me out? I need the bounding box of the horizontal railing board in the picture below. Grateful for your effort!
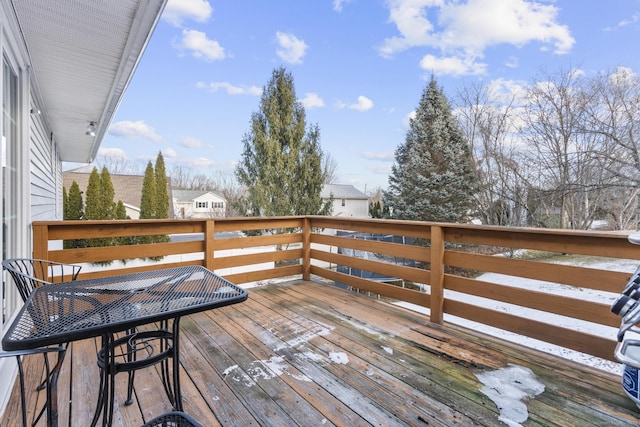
[213,233,302,251]
[307,216,432,239]
[444,299,616,361]
[311,265,430,307]
[444,227,640,260]
[214,248,302,270]
[445,275,619,327]
[311,233,429,262]
[48,240,204,264]
[311,248,430,285]
[223,264,302,285]
[446,250,631,293]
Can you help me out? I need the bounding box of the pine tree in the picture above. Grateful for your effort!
[235,67,332,219]
[384,77,477,222]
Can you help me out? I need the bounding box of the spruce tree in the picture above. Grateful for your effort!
[235,67,332,219]
[384,77,477,222]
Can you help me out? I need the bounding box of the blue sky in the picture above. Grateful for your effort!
[97,0,640,193]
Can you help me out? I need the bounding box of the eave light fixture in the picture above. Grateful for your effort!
[85,122,96,137]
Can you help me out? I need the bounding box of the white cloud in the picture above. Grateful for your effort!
[179,137,205,149]
[420,54,486,76]
[162,147,177,158]
[606,12,640,31]
[299,93,325,109]
[379,0,575,76]
[486,78,528,105]
[196,81,262,96]
[505,56,519,68]
[97,147,128,159]
[402,110,416,128]
[361,152,394,161]
[276,32,308,64]
[163,0,212,27]
[343,96,374,112]
[177,29,225,62]
[109,121,161,142]
[333,0,352,12]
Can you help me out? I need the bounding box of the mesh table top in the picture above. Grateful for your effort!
[2,266,248,351]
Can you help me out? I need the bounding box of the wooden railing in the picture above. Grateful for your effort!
[31,217,640,362]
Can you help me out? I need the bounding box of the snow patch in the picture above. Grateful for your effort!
[381,346,393,355]
[329,352,349,364]
[476,364,545,427]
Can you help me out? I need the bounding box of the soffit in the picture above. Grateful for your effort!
[10,0,166,162]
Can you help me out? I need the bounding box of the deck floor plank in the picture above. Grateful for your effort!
[1,279,639,427]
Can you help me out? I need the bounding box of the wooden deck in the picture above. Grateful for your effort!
[2,279,639,426]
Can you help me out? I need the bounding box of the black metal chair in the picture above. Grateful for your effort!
[3,258,82,384]
[141,411,202,427]
[2,258,82,302]
[0,346,66,427]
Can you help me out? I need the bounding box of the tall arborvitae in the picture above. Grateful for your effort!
[235,67,332,220]
[154,151,169,219]
[139,161,157,220]
[63,180,85,249]
[384,77,477,222]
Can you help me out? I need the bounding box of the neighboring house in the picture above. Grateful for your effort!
[321,184,370,217]
[173,189,227,219]
[63,172,174,219]
[0,0,166,413]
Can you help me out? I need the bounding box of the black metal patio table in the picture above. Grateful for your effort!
[2,265,248,427]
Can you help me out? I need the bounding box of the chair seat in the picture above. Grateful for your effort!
[141,411,202,427]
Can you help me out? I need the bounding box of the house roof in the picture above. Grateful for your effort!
[9,0,167,163]
[321,184,369,200]
[172,189,227,203]
[63,171,174,218]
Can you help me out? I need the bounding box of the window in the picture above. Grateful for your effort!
[341,199,346,207]
[195,201,208,209]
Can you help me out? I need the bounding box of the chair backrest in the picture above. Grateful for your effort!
[2,258,82,302]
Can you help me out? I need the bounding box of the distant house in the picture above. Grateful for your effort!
[321,184,369,217]
[173,189,227,219]
[63,172,174,219]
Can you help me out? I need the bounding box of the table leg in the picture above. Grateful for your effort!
[172,317,182,412]
[45,348,66,427]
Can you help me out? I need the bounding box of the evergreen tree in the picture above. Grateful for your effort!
[66,181,84,220]
[140,161,157,220]
[84,167,101,221]
[99,167,116,221]
[154,152,169,219]
[63,180,85,249]
[384,77,477,222]
[235,67,332,219]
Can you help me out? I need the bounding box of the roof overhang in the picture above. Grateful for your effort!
[9,0,167,162]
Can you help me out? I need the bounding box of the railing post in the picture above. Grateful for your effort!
[302,218,311,281]
[204,219,215,271]
[32,222,49,260]
[430,225,444,324]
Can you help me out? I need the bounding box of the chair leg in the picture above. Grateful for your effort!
[16,356,27,427]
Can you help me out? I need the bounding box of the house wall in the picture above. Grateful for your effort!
[329,198,369,217]
[175,194,226,219]
[0,4,60,414]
